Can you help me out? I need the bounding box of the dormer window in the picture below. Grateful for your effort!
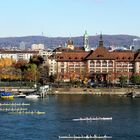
[97,55,103,57]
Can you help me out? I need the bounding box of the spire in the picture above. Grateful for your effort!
[99,33,103,47]
[84,31,90,51]
[84,30,88,36]
[67,37,73,45]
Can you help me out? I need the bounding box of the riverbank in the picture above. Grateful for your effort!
[1,86,140,96]
[48,87,140,95]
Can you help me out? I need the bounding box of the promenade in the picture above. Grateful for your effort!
[49,87,140,95]
[1,86,140,96]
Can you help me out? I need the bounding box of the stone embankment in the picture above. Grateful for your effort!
[49,87,140,95]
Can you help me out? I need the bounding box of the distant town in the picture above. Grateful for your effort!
[0,32,140,87]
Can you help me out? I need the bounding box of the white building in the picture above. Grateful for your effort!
[31,44,44,51]
[39,49,53,58]
[0,50,39,62]
[47,55,57,76]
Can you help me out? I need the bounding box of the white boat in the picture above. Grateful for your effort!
[72,117,112,121]
[16,94,26,98]
[58,134,112,139]
[9,111,45,115]
[0,103,30,106]
[25,94,39,99]
[0,108,27,111]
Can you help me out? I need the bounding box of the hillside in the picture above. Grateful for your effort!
[0,35,139,49]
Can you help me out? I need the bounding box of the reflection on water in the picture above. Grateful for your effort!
[0,95,140,140]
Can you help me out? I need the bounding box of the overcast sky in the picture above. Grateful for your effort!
[0,0,139,37]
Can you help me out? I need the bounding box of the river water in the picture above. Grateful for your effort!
[0,95,140,140]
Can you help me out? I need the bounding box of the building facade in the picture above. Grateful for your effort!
[53,35,140,83]
[0,50,39,62]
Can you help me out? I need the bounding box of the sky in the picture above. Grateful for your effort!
[0,0,140,37]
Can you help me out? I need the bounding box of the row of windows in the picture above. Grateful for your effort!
[90,64,113,67]
[90,68,114,72]
[116,69,133,72]
[116,63,133,67]
[90,60,113,63]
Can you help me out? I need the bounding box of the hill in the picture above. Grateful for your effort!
[0,35,139,49]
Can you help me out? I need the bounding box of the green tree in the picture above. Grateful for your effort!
[49,74,56,83]
[38,65,49,85]
[29,55,44,67]
[119,75,128,87]
[130,75,140,85]
[24,64,37,82]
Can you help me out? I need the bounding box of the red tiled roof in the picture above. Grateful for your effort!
[53,46,84,52]
[56,51,89,62]
[134,52,140,61]
[53,47,140,62]
[112,51,134,61]
[85,46,114,60]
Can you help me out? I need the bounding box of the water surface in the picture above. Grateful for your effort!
[0,95,140,140]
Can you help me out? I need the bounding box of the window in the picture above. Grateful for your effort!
[90,68,95,72]
[128,63,133,67]
[61,62,64,67]
[96,68,101,72]
[108,61,113,67]
[96,61,101,67]
[90,61,95,67]
[75,64,80,67]
[116,63,122,67]
[108,68,113,72]
[123,63,128,67]
[102,61,107,67]
[129,69,133,72]
[61,68,64,73]
[116,69,122,72]
[102,68,107,72]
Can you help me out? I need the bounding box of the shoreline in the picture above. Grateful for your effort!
[48,87,140,96]
[1,86,140,96]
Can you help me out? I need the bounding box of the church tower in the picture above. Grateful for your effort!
[67,37,74,50]
[84,31,90,51]
[99,33,103,47]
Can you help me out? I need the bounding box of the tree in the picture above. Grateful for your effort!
[29,55,44,67]
[119,76,128,87]
[49,74,56,83]
[0,58,14,67]
[14,59,28,71]
[130,75,140,85]
[38,65,49,85]
[23,64,37,82]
